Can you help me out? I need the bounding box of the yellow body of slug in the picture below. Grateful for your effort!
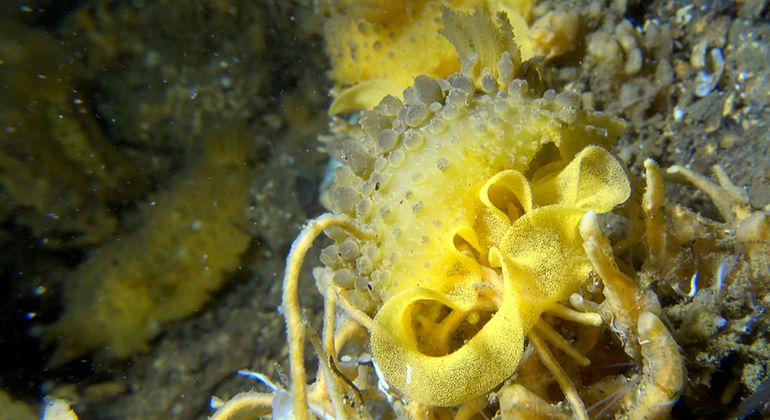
[322,0,536,114]
[319,7,631,408]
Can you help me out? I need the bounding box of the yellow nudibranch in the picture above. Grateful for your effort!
[323,0,536,114]
[209,7,692,420]
[368,145,629,406]
[314,9,631,407]
[241,8,637,419]
[45,130,255,365]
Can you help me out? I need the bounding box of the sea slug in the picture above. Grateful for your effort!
[45,129,255,365]
[287,7,630,414]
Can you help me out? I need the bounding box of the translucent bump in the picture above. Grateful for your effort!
[412,75,444,105]
[356,256,373,275]
[324,226,348,241]
[507,79,529,96]
[405,104,430,127]
[441,103,460,120]
[436,157,450,172]
[376,128,400,153]
[392,120,407,134]
[339,139,374,176]
[403,130,425,150]
[333,268,355,289]
[449,74,474,93]
[493,100,509,116]
[370,269,384,285]
[388,149,406,167]
[497,52,514,86]
[354,276,370,292]
[362,242,378,260]
[377,95,403,117]
[339,238,362,262]
[372,269,390,287]
[334,165,357,186]
[379,205,393,221]
[332,186,357,214]
[543,89,557,101]
[558,107,577,123]
[368,172,389,193]
[356,198,373,218]
[320,244,341,268]
[481,74,497,93]
[446,89,469,108]
[373,156,388,172]
[428,117,446,135]
[362,178,377,195]
[361,110,390,139]
[396,106,408,125]
[403,86,419,106]
[554,91,579,108]
[436,78,451,93]
[346,289,374,312]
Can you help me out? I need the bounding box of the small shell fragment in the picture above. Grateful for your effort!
[694,48,725,97]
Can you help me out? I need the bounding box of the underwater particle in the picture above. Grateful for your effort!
[673,105,685,122]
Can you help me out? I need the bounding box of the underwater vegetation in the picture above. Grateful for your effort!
[0,20,147,248]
